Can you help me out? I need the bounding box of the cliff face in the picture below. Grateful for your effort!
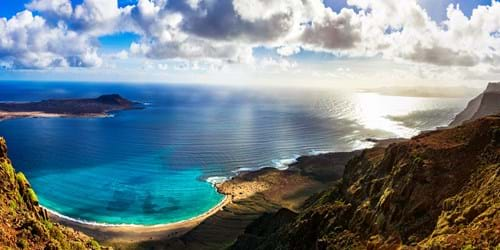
[450,82,500,127]
[231,114,500,249]
[0,137,100,250]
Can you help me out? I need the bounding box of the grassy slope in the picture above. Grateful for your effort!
[0,137,101,250]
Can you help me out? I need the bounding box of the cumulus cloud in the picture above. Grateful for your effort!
[130,39,254,63]
[347,0,500,66]
[276,45,301,56]
[128,0,363,62]
[0,10,102,69]
[72,0,133,35]
[179,0,297,43]
[1,0,499,70]
[300,8,362,51]
[26,0,73,19]
[108,50,129,60]
[0,0,132,69]
[399,43,479,67]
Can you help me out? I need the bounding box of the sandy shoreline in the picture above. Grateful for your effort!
[43,138,402,247]
[0,111,109,121]
[47,195,230,244]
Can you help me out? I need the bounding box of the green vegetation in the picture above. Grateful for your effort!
[412,155,423,166]
[16,172,29,187]
[43,220,54,230]
[27,188,39,205]
[462,245,475,250]
[89,239,101,250]
[0,137,102,249]
[1,160,16,185]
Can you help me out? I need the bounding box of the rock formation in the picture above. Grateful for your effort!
[450,82,500,127]
[230,113,500,249]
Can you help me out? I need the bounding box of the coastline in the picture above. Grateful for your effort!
[0,94,142,122]
[47,195,230,243]
[45,137,405,247]
[0,111,110,121]
[43,148,350,245]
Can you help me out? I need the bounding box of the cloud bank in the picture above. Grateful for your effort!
[0,0,499,70]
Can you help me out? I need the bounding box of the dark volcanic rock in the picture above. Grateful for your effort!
[0,94,140,117]
[95,94,134,106]
[290,151,362,183]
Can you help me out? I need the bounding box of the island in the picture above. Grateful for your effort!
[0,83,498,250]
[0,94,141,121]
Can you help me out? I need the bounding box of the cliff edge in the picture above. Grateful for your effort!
[0,137,100,250]
[450,82,500,127]
[231,114,500,249]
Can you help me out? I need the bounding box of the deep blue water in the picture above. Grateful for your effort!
[0,81,468,225]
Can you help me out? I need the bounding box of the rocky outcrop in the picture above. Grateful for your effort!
[230,114,500,249]
[216,151,361,211]
[0,137,101,250]
[450,82,500,127]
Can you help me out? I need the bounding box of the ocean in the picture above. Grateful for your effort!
[0,81,468,225]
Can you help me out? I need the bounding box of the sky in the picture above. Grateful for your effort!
[0,0,499,88]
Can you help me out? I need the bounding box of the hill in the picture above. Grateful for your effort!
[230,114,500,249]
[0,94,140,121]
[0,137,101,250]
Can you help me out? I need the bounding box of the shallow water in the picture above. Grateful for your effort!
[0,82,468,225]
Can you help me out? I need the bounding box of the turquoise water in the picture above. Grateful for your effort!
[34,151,222,225]
[0,82,468,225]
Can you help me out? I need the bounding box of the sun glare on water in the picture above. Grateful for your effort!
[351,92,464,138]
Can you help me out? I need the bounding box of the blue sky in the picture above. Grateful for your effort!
[0,0,498,87]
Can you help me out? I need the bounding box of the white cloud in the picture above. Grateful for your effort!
[276,45,301,56]
[185,0,201,10]
[300,8,362,50]
[0,10,101,69]
[259,57,297,71]
[109,50,129,60]
[26,0,73,19]
[1,0,499,73]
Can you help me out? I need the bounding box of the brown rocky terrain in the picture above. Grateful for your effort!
[113,151,359,250]
[0,137,101,250]
[230,113,500,249]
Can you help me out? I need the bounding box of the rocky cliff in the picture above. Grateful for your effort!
[230,114,500,249]
[450,82,500,127]
[0,137,101,250]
